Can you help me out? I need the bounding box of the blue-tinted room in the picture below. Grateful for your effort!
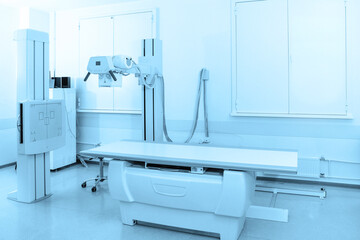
[0,0,359,239]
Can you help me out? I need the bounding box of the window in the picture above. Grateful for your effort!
[231,0,348,118]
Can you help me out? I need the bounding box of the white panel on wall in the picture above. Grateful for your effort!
[288,0,346,115]
[0,5,18,166]
[19,8,50,33]
[78,16,114,110]
[234,0,289,114]
[113,11,154,111]
[55,11,79,77]
[29,8,50,33]
[0,6,18,119]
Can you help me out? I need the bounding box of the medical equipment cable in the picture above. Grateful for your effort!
[159,76,173,142]
[127,59,208,143]
[184,70,203,143]
[62,89,77,139]
[185,69,208,143]
[159,69,209,143]
[203,75,209,139]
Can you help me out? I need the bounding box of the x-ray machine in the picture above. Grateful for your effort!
[8,29,65,203]
[82,39,298,240]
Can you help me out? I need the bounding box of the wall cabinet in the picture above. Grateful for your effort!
[232,0,347,118]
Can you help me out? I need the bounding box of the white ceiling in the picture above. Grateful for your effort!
[0,0,137,11]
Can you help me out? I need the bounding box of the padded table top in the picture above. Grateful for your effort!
[81,141,298,173]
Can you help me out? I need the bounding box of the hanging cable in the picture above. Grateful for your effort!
[159,76,173,142]
[128,58,209,143]
[184,68,209,143]
[160,69,209,143]
[203,72,209,139]
[62,89,77,139]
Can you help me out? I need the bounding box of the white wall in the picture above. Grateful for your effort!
[19,8,50,32]
[0,0,138,12]
[0,5,18,120]
[55,0,360,184]
[0,5,19,166]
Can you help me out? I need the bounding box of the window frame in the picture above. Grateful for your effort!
[230,0,351,119]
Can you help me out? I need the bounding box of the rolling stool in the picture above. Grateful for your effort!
[81,157,107,192]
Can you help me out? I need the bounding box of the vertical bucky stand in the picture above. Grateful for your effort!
[141,39,164,142]
[8,29,53,203]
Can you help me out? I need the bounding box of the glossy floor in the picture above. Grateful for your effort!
[0,163,359,240]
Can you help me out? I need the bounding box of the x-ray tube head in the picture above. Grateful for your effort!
[112,55,133,70]
[85,56,122,87]
[84,52,158,88]
[87,56,114,74]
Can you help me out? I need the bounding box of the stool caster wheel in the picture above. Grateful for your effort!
[91,187,97,192]
[81,182,86,188]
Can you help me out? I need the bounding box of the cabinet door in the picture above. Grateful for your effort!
[78,17,114,110]
[113,12,154,111]
[235,0,289,114]
[289,0,346,115]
